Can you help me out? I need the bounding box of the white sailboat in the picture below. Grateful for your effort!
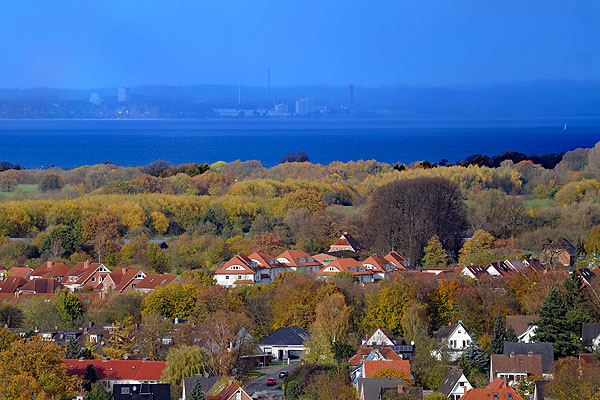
[564,123,567,131]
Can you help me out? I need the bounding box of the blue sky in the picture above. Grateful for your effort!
[1,0,598,88]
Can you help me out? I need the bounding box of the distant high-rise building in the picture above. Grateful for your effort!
[347,84,354,107]
[269,103,290,117]
[117,87,130,102]
[89,93,101,105]
[295,98,310,115]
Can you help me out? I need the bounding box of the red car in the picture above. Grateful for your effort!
[266,378,276,386]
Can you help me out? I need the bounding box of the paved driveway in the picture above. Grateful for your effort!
[244,360,299,399]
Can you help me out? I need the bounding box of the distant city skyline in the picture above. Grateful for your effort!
[0,1,598,89]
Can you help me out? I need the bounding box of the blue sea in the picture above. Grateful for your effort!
[0,118,599,168]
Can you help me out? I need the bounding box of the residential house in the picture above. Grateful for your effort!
[461,265,490,280]
[206,381,252,400]
[539,238,576,267]
[18,278,64,295]
[64,359,167,392]
[577,268,598,287]
[95,268,146,293]
[182,375,220,400]
[7,266,32,279]
[60,261,111,291]
[328,232,362,252]
[0,276,27,295]
[362,359,410,379]
[506,316,539,343]
[486,262,517,278]
[361,255,399,280]
[248,250,286,282]
[503,342,554,378]
[461,379,524,400]
[490,352,543,385]
[134,273,180,294]
[360,327,416,360]
[276,250,322,273]
[214,254,263,288]
[350,347,406,383]
[433,321,475,361]
[582,323,600,351]
[312,253,338,266]
[258,326,310,361]
[437,367,473,400]
[317,258,374,283]
[356,378,405,400]
[29,261,70,281]
[384,251,410,270]
[113,383,170,400]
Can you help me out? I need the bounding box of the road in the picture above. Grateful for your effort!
[244,360,299,399]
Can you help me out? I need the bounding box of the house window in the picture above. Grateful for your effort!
[91,277,95,282]
[226,276,229,280]
[238,276,242,280]
[462,340,466,347]
[121,387,130,394]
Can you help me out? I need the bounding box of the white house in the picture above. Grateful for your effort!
[433,321,475,361]
[437,368,473,400]
[258,326,310,361]
[214,254,263,288]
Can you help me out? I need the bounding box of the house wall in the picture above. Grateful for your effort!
[363,329,394,346]
[214,273,255,288]
[449,375,472,400]
[447,326,473,350]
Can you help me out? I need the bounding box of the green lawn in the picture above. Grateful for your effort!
[522,198,555,210]
[0,184,40,200]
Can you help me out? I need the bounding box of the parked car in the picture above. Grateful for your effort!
[278,371,289,379]
[266,378,276,386]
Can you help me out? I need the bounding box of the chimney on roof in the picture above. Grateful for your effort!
[528,351,534,357]
[397,384,404,393]
[3,324,7,329]
[510,352,515,357]
[343,232,348,235]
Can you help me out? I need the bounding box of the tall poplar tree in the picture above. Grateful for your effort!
[490,312,505,355]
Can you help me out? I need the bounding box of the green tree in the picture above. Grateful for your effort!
[163,345,211,387]
[82,363,97,392]
[506,325,518,343]
[190,379,206,400]
[142,283,197,319]
[533,288,579,358]
[40,174,64,192]
[65,339,79,359]
[85,383,111,400]
[57,290,84,322]
[421,235,447,268]
[459,342,489,378]
[459,229,495,266]
[0,304,24,328]
[490,312,505,355]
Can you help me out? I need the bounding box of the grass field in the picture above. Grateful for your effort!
[522,198,555,210]
[0,184,40,200]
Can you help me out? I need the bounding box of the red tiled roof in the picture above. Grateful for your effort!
[276,250,322,267]
[215,254,261,275]
[362,359,410,378]
[461,387,524,400]
[362,255,398,273]
[64,359,166,381]
[206,382,251,400]
[317,258,373,276]
[384,251,410,270]
[60,261,109,286]
[30,262,70,279]
[109,268,145,292]
[8,267,32,278]
[248,251,285,269]
[311,253,339,265]
[0,276,27,294]
[348,346,402,366]
[329,233,362,252]
[135,273,179,290]
[491,353,543,378]
[18,278,63,294]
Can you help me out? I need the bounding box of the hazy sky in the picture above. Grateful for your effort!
[1,0,598,88]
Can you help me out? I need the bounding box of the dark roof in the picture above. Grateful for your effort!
[491,353,543,378]
[503,342,554,374]
[433,325,455,340]
[581,323,600,347]
[183,375,219,398]
[357,378,405,400]
[113,383,171,400]
[259,326,310,346]
[534,381,550,400]
[506,316,539,337]
[438,368,465,396]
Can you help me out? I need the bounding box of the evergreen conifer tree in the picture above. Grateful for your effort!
[490,312,505,355]
[65,339,79,359]
[533,288,579,358]
[82,363,97,392]
[505,325,518,343]
[190,380,206,400]
[562,274,591,336]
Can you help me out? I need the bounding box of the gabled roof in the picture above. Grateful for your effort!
[348,346,403,366]
[215,254,260,275]
[248,250,285,269]
[0,276,27,294]
[183,375,220,398]
[30,262,70,279]
[317,258,373,276]
[437,368,467,396]
[259,326,310,346]
[329,232,362,252]
[504,259,530,273]
[462,387,524,400]
[487,261,516,277]
[462,265,490,279]
[582,323,600,347]
[491,353,543,378]
[8,267,32,278]
[433,321,474,342]
[18,278,63,294]
[311,253,339,265]
[506,316,539,337]
[503,342,554,374]
[362,359,410,378]
[60,261,109,286]
[357,378,405,400]
[384,251,409,269]
[546,237,576,255]
[577,268,597,286]
[276,250,322,267]
[362,255,398,273]
[207,382,251,400]
[135,273,179,291]
[64,359,166,381]
[109,268,146,292]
